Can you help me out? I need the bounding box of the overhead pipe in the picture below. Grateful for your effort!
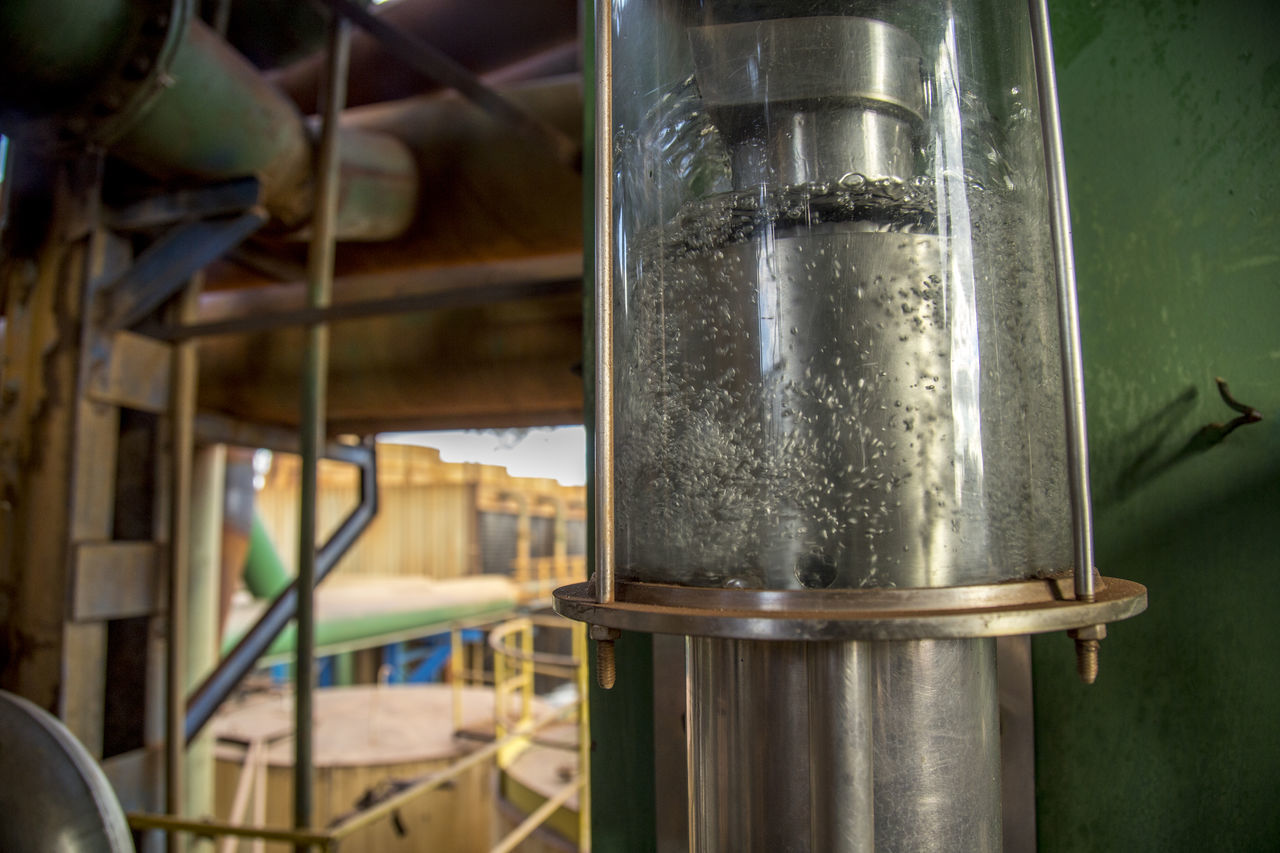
[204,76,584,291]
[242,514,292,600]
[0,0,416,240]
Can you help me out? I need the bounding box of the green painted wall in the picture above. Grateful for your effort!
[1032,0,1280,850]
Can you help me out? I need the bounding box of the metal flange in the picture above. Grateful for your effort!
[553,574,1147,642]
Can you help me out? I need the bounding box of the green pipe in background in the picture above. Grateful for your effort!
[233,514,516,660]
[242,513,292,600]
[222,601,517,662]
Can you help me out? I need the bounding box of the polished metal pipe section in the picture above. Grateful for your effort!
[688,638,865,853]
[689,17,925,187]
[872,639,1002,853]
[808,642,874,853]
[688,637,997,852]
[1028,0,1095,602]
[295,14,350,846]
[593,0,616,604]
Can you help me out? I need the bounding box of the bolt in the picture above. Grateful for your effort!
[1068,624,1106,685]
[589,625,621,690]
[1075,638,1100,684]
[597,639,617,690]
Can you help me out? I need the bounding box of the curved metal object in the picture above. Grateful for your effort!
[689,16,926,117]
[553,575,1147,640]
[689,17,926,185]
[0,690,132,853]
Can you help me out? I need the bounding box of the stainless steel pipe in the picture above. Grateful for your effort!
[687,637,998,852]
[872,639,1001,853]
[688,638,872,853]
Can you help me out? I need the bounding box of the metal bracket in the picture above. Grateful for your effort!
[106,177,264,232]
[97,206,268,332]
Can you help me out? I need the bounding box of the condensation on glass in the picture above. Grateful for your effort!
[612,0,1071,591]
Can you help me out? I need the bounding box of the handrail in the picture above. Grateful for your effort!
[491,777,585,853]
[137,612,591,850]
[328,704,578,840]
[127,704,578,850]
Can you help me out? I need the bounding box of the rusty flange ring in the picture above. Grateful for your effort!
[552,574,1147,641]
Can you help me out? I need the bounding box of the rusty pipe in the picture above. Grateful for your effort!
[0,0,416,239]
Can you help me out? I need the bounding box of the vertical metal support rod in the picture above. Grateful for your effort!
[593,0,615,605]
[166,276,201,851]
[295,12,351,849]
[1028,0,1095,603]
[575,622,592,852]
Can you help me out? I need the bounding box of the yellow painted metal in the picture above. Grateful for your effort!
[493,617,536,767]
[125,812,333,849]
[451,625,465,733]
[491,778,585,853]
[137,614,591,850]
[255,444,585,583]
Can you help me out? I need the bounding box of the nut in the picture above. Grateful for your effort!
[1068,623,1107,641]
[589,625,620,642]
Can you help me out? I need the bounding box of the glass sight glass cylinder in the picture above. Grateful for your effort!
[612,0,1073,592]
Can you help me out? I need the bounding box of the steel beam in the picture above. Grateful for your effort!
[314,0,578,167]
[100,210,269,331]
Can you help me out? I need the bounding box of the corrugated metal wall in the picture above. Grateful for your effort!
[256,443,585,581]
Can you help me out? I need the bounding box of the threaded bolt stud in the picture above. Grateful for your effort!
[597,639,617,690]
[1075,638,1100,684]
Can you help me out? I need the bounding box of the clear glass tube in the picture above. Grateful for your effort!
[612,0,1071,590]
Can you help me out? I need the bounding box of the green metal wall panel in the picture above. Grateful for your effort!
[1033,0,1280,849]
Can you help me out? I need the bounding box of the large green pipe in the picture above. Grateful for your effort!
[224,598,517,661]
[112,16,315,225]
[233,517,517,660]
[0,0,416,238]
[0,0,136,116]
[243,514,291,600]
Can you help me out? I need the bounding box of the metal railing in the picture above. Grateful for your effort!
[128,613,591,852]
[487,614,590,853]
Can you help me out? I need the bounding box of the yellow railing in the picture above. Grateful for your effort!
[129,614,591,852]
[486,614,590,851]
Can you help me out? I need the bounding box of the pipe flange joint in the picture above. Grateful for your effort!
[59,0,191,146]
[553,574,1147,643]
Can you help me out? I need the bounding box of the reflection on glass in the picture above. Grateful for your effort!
[613,1,1072,590]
